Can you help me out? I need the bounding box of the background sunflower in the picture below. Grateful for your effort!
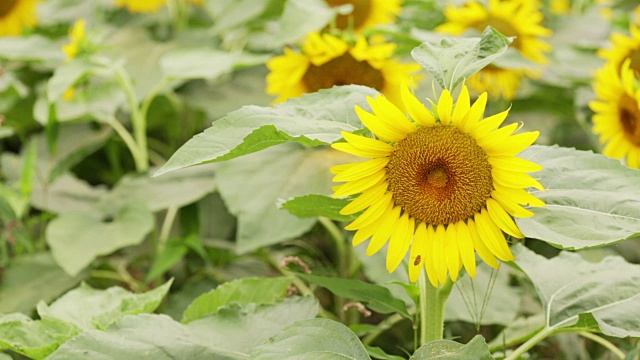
[324,0,402,32]
[0,0,37,36]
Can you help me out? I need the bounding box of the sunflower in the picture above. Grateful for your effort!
[266,32,420,106]
[590,60,640,168]
[114,0,201,13]
[0,0,37,36]
[63,19,86,60]
[436,0,552,64]
[466,65,533,100]
[598,24,640,79]
[324,0,402,33]
[330,85,544,286]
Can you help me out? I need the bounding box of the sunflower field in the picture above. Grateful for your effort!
[1,0,640,359]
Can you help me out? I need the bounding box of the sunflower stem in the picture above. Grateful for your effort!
[419,274,454,345]
[504,326,555,360]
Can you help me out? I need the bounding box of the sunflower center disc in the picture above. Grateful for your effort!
[387,125,493,225]
[619,94,640,146]
[325,0,372,31]
[0,0,18,17]
[628,50,640,79]
[302,52,384,93]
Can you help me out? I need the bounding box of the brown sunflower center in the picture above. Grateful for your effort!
[0,0,18,17]
[473,17,521,50]
[325,0,372,31]
[302,52,384,93]
[386,125,493,225]
[619,94,640,146]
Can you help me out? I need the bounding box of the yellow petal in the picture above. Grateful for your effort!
[459,93,487,133]
[467,219,499,268]
[433,225,448,285]
[471,110,509,138]
[352,223,377,246]
[386,214,414,273]
[333,157,389,182]
[490,190,535,218]
[401,81,435,127]
[423,225,440,287]
[475,210,515,262]
[483,131,540,156]
[368,95,417,135]
[488,156,543,173]
[345,192,393,230]
[486,198,525,238]
[452,86,471,126]
[492,168,544,191]
[437,90,453,124]
[444,224,461,282]
[333,171,386,197]
[455,221,476,278]
[493,184,545,207]
[366,205,401,255]
[355,106,405,142]
[339,181,389,215]
[409,223,428,282]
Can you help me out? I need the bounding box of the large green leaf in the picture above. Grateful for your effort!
[155,85,376,176]
[48,297,318,360]
[411,27,510,91]
[182,277,293,323]
[297,273,410,318]
[98,164,217,213]
[513,244,640,337]
[0,314,78,359]
[208,0,273,34]
[46,59,112,103]
[0,36,64,65]
[410,335,493,359]
[30,173,107,214]
[250,318,371,360]
[280,194,356,222]
[0,253,83,314]
[517,145,640,250]
[36,280,173,331]
[262,0,335,48]
[46,202,154,276]
[216,144,354,253]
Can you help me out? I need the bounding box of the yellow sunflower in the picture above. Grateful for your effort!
[590,60,640,168]
[62,19,86,60]
[115,0,201,13]
[266,32,420,107]
[435,0,551,100]
[324,0,402,33]
[331,85,544,286]
[598,24,640,79]
[0,0,37,36]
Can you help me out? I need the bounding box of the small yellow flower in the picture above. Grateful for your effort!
[0,0,37,36]
[323,0,402,33]
[590,60,640,168]
[331,85,544,286]
[266,32,420,107]
[115,0,202,13]
[63,19,86,60]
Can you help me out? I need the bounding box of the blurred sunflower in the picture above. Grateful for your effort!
[0,0,37,36]
[331,85,544,286]
[115,0,202,13]
[61,19,89,102]
[598,24,640,79]
[436,0,551,99]
[266,32,420,106]
[324,0,402,32]
[590,60,640,168]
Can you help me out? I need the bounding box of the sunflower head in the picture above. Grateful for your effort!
[598,24,640,79]
[590,60,640,168]
[331,85,544,286]
[436,0,552,64]
[266,32,420,107]
[0,0,37,36]
[324,0,402,33]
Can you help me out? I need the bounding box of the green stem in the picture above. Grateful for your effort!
[419,274,454,345]
[113,64,148,172]
[362,313,406,345]
[504,326,555,360]
[157,206,178,253]
[578,331,625,360]
[104,116,145,170]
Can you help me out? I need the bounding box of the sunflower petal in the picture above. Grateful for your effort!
[483,131,540,156]
[366,205,401,255]
[386,214,415,273]
[492,168,544,191]
[344,191,392,230]
[401,82,435,127]
[444,224,461,281]
[424,225,440,287]
[467,219,499,268]
[459,93,487,133]
[433,225,448,285]
[437,90,453,124]
[368,96,417,134]
[355,106,405,142]
[452,86,471,126]
[455,221,476,278]
[333,157,389,182]
[486,198,525,238]
[488,156,543,173]
[409,223,428,282]
[340,181,389,215]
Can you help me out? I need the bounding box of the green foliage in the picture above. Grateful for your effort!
[251,318,371,359]
[517,145,640,250]
[182,277,293,323]
[410,336,493,359]
[280,194,356,222]
[155,85,377,176]
[411,27,511,91]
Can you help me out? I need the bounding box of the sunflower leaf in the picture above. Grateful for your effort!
[411,26,511,92]
[517,145,640,250]
[296,273,410,318]
[154,85,377,177]
[512,244,640,337]
[410,335,493,359]
[279,194,356,221]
